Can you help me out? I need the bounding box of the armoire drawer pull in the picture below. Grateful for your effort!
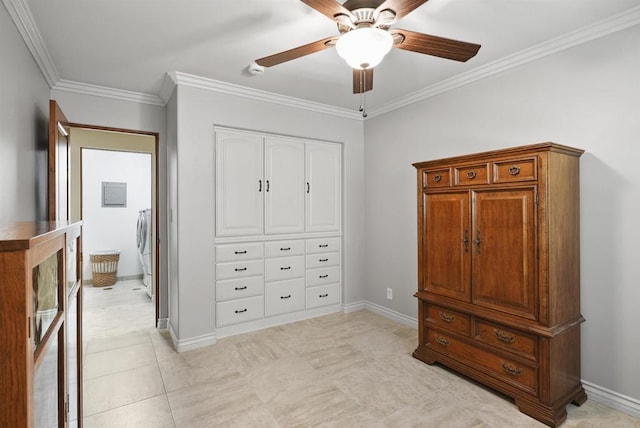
[319,293,329,298]
[466,171,477,179]
[234,309,247,314]
[319,244,329,248]
[500,362,523,377]
[280,295,291,300]
[508,166,521,176]
[434,174,442,182]
[234,267,247,272]
[494,329,516,344]
[319,258,329,262]
[234,286,247,291]
[438,311,455,323]
[434,335,450,346]
[234,250,247,255]
[280,247,291,251]
[319,274,328,279]
[280,266,291,270]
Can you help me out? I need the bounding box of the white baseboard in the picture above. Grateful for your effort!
[156,317,169,330]
[583,380,640,419]
[342,300,367,313]
[359,300,418,329]
[168,323,217,353]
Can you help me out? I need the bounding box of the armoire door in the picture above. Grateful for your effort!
[264,137,305,234]
[305,142,341,233]
[471,188,537,319]
[422,192,471,301]
[215,130,264,236]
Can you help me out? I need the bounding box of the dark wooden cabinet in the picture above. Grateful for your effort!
[0,222,83,427]
[413,143,585,427]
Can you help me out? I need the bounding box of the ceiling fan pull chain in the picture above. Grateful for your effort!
[359,71,368,118]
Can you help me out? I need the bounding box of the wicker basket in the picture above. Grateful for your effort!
[90,251,120,287]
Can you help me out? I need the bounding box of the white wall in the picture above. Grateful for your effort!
[364,25,640,402]
[50,90,169,320]
[0,4,51,221]
[81,149,151,281]
[170,84,365,342]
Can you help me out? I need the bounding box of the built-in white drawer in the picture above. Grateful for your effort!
[265,255,305,282]
[305,252,340,269]
[306,266,341,287]
[216,259,263,280]
[216,295,264,327]
[216,276,264,302]
[216,242,263,263]
[306,237,341,254]
[264,240,305,258]
[265,278,305,317]
[306,283,340,309]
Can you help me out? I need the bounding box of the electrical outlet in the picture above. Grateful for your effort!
[386,288,393,300]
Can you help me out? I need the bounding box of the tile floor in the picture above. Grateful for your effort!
[81,308,640,427]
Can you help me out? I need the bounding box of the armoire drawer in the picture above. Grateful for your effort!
[216,295,264,327]
[422,168,451,188]
[427,329,537,394]
[306,283,340,309]
[265,278,305,317]
[455,163,489,185]
[265,255,305,282]
[306,237,340,254]
[216,259,263,280]
[474,320,537,361]
[305,252,340,269]
[215,242,263,262]
[306,266,340,287]
[425,304,470,337]
[216,276,264,302]
[264,240,305,258]
[492,158,537,183]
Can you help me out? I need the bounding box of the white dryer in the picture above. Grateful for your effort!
[136,208,153,298]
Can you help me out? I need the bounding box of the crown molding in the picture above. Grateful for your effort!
[368,5,640,118]
[172,72,362,120]
[158,72,177,105]
[51,79,165,106]
[3,0,59,86]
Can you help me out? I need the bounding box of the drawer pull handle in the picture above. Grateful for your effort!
[280,266,291,270]
[494,328,516,344]
[438,311,455,323]
[235,309,247,314]
[500,362,523,377]
[280,247,291,251]
[319,258,329,262]
[319,274,329,279]
[234,267,247,272]
[234,286,247,291]
[319,244,329,248]
[319,293,329,298]
[280,295,291,299]
[466,171,477,179]
[434,335,450,346]
[508,166,521,176]
[234,251,247,255]
[434,174,442,182]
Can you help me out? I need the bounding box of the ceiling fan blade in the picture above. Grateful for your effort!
[391,28,480,62]
[255,36,338,67]
[300,0,354,21]
[375,0,429,22]
[353,68,373,94]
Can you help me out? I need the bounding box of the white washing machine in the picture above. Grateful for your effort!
[136,208,153,298]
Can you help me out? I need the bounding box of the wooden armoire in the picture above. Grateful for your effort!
[412,143,586,427]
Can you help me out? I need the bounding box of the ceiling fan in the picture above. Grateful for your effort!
[255,0,481,95]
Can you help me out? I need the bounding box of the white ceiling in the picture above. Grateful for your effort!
[17,0,640,112]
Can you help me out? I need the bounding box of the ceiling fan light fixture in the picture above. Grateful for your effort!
[336,27,393,70]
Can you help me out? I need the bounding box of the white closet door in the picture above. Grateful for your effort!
[215,130,264,236]
[264,137,305,234]
[305,142,341,232]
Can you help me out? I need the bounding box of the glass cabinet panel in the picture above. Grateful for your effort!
[32,252,60,348]
[33,332,60,428]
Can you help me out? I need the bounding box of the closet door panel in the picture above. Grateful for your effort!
[305,142,341,233]
[215,130,264,237]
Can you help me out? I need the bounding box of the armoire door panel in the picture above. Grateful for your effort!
[423,192,471,301]
[215,131,264,236]
[471,188,537,319]
[264,138,305,234]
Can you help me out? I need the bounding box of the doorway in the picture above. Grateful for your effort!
[69,127,158,340]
